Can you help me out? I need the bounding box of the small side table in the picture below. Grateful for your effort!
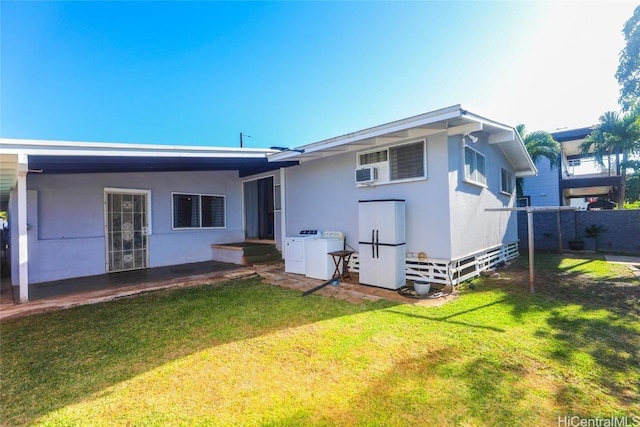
[328,250,354,282]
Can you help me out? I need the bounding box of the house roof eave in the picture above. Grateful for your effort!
[267,104,465,163]
[268,106,538,177]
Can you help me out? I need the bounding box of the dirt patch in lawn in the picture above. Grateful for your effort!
[492,253,640,314]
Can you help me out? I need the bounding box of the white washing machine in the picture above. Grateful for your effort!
[305,231,345,280]
[284,230,319,275]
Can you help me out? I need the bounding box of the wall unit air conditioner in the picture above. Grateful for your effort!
[355,166,378,184]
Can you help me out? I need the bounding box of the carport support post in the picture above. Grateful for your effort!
[17,155,29,302]
[527,209,535,293]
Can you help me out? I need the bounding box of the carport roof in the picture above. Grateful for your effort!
[0,138,298,207]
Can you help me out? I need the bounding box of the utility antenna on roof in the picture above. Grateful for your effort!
[240,132,251,148]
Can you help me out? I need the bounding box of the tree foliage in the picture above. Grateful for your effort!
[626,172,640,203]
[580,107,640,205]
[616,5,640,111]
[580,108,640,173]
[516,124,561,169]
[515,124,561,196]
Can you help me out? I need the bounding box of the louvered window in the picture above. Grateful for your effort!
[390,141,425,180]
[173,193,225,229]
[356,139,427,185]
[359,150,388,165]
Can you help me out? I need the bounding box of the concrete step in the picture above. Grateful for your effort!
[244,252,282,265]
[211,242,282,266]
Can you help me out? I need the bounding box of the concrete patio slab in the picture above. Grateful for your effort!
[605,255,640,264]
[0,263,457,321]
[0,262,251,321]
[605,255,640,280]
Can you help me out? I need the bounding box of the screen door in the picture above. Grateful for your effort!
[105,191,149,273]
[243,177,274,240]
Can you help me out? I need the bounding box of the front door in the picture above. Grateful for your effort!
[244,177,274,240]
[105,191,149,273]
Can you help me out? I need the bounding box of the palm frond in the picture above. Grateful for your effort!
[522,129,561,169]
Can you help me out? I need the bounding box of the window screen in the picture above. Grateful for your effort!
[173,194,200,228]
[202,196,225,227]
[464,147,486,186]
[501,168,513,194]
[477,154,486,185]
[173,193,225,228]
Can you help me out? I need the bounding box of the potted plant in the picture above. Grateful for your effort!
[583,224,606,251]
[568,236,584,250]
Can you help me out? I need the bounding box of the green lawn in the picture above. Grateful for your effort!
[1,253,639,426]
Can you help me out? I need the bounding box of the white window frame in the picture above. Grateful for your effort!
[171,192,226,230]
[463,145,487,187]
[356,139,427,185]
[500,167,514,195]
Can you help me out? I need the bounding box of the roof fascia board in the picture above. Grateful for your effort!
[515,169,537,177]
[268,105,463,162]
[0,138,276,157]
[460,110,514,133]
[461,110,537,176]
[304,108,462,152]
[1,149,271,159]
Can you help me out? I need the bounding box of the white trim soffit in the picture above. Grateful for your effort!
[0,138,277,159]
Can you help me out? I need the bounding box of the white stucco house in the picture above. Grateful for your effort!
[269,105,537,286]
[0,105,537,302]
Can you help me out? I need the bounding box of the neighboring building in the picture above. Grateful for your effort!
[0,104,538,301]
[520,126,624,209]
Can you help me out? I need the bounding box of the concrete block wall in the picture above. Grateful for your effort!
[518,209,640,254]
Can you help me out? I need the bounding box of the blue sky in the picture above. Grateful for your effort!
[1,1,637,149]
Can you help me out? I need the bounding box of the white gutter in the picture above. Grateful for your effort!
[0,138,277,158]
[461,110,538,176]
[268,105,464,162]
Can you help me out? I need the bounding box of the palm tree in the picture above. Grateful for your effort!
[515,124,561,197]
[580,107,640,206]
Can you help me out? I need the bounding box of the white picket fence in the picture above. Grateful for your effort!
[347,241,519,286]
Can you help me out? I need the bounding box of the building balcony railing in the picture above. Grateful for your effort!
[562,156,620,179]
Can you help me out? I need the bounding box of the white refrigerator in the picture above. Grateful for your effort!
[358,199,406,289]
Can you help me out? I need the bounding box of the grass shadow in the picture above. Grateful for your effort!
[0,277,399,426]
[384,298,509,332]
[512,251,640,314]
[313,348,543,426]
[477,252,640,410]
